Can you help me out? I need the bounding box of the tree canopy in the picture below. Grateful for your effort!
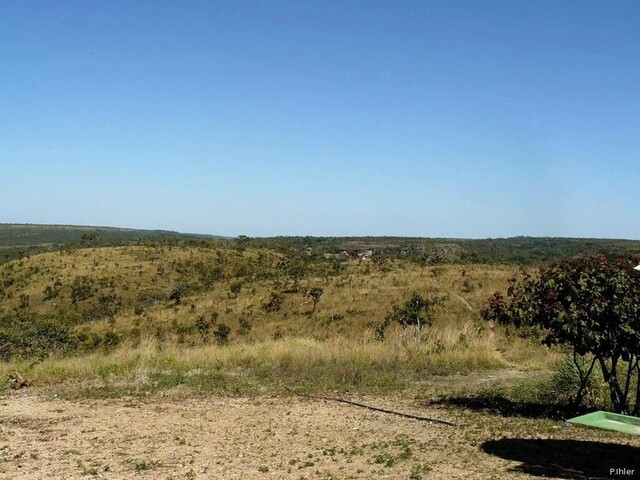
[377,292,442,344]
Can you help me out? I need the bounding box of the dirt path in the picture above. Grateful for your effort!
[0,390,638,479]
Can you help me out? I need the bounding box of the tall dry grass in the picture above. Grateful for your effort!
[4,324,558,397]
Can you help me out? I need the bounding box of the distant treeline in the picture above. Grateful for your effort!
[2,224,640,266]
[239,235,640,265]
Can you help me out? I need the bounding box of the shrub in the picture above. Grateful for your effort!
[195,315,211,343]
[377,292,442,343]
[262,292,284,312]
[102,331,120,349]
[70,276,94,305]
[229,280,243,295]
[168,283,188,305]
[551,356,606,410]
[238,316,253,334]
[213,323,231,344]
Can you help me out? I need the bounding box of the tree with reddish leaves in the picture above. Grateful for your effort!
[482,255,640,414]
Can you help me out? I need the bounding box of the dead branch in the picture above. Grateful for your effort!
[284,386,455,426]
[7,372,29,389]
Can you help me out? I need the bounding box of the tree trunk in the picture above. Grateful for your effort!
[572,353,597,410]
[621,355,637,413]
[633,367,640,416]
[599,356,627,414]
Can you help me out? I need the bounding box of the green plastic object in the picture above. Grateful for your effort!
[568,411,640,436]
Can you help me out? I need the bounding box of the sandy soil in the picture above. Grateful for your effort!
[1,389,639,480]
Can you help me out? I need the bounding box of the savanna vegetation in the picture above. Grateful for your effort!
[1,224,640,417]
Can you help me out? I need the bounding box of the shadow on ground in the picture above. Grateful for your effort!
[425,393,572,419]
[482,438,640,479]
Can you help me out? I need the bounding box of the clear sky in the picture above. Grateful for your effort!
[1,1,639,238]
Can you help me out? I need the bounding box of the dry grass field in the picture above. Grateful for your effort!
[0,245,558,392]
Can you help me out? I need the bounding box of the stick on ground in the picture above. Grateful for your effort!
[284,386,455,426]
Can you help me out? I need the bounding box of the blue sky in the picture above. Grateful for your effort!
[1,1,639,238]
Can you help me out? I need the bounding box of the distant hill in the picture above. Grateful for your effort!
[0,224,225,263]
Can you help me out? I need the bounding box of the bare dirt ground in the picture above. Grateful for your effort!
[1,389,639,480]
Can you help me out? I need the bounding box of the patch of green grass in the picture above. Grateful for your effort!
[95,362,130,380]
[410,462,433,479]
[77,460,99,477]
[77,459,109,477]
[130,459,161,472]
[372,452,395,467]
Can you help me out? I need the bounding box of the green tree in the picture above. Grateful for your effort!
[277,257,308,292]
[307,287,323,316]
[81,231,98,245]
[70,276,94,305]
[377,292,442,344]
[195,315,210,343]
[482,255,640,414]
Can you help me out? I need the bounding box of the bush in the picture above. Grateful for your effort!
[229,280,243,295]
[168,283,189,304]
[213,323,231,344]
[377,292,442,343]
[70,276,94,305]
[238,316,253,334]
[1,317,79,360]
[262,292,284,312]
[195,316,211,343]
[0,332,15,361]
[102,331,120,349]
[272,326,284,341]
[551,356,606,410]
